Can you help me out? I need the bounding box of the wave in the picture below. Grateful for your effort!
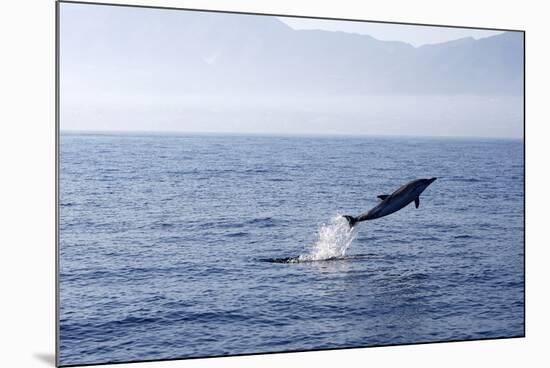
[246,217,278,228]
[448,176,483,183]
[262,253,372,264]
[225,231,248,238]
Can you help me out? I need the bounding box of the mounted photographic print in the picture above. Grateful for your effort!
[57,1,525,366]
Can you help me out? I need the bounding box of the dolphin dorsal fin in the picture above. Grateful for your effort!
[377,194,389,201]
[414,197,420,208]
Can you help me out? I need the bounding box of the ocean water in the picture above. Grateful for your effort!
[59,133,524,365]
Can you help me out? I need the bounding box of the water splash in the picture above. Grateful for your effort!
[298,215,358,262]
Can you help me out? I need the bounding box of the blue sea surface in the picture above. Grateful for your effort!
[59,133,524,365]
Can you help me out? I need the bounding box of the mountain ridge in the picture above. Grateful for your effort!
[60,4,524,96]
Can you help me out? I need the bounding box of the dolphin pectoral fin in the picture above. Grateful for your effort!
[414,197,420,208]
[377,194,389,201]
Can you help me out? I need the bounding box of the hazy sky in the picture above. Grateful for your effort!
[60,3,523,138]
[278,17,504,47]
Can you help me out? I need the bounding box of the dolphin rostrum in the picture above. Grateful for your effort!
[343,177,437,227]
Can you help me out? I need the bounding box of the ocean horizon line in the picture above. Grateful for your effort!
[59,129,523,141]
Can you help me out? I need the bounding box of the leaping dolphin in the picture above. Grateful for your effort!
[343,177,437,227]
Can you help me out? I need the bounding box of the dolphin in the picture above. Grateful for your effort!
[343,177,437,227]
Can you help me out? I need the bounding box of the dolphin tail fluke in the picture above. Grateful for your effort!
[343,215,357,227]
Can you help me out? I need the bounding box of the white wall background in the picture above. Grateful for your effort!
[0,0,547,367]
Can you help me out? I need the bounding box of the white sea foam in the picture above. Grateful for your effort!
[298,215,358,262]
